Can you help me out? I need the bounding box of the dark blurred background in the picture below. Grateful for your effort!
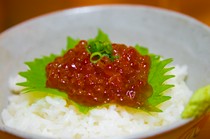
[0,0,210,33]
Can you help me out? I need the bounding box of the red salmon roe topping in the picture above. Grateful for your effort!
[46,40,153,108]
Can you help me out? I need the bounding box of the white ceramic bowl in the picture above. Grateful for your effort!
[0,5,210,139]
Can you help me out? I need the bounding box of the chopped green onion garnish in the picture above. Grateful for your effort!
[87,40,118,63]
[90,52,103,63]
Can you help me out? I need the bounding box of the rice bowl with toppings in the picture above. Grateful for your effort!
[1,5,210,139]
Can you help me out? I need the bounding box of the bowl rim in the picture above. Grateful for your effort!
[1,4,210,139]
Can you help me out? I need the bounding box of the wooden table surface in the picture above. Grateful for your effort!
[196,117,210,138]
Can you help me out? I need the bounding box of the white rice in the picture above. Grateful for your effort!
[1,65,192,139]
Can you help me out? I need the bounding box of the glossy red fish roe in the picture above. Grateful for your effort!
[46,40,153,108]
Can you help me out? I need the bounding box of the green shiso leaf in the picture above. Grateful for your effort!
[88,29,110,43]
[135,45,174,112]
[16,54,68,99]
[147,57,174,111]
[135,44,149,56]
[17,29,174,114]
[61,37,80,55]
